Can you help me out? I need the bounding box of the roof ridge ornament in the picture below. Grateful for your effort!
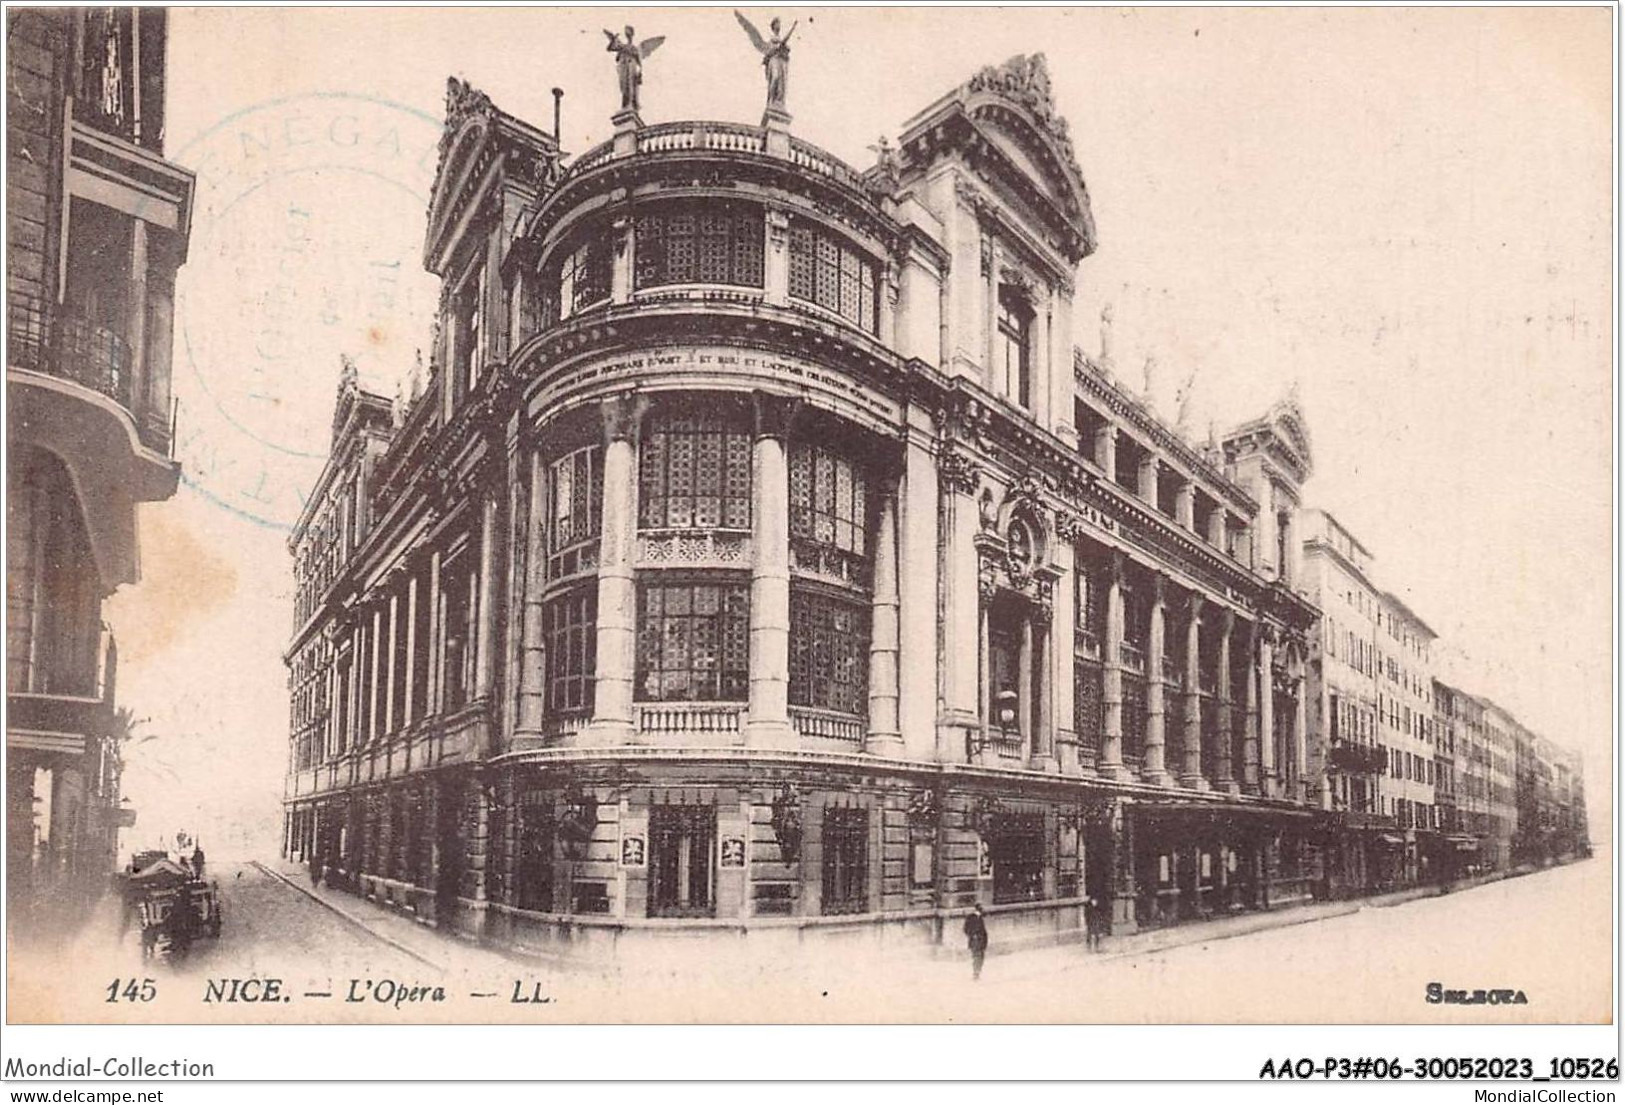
[444,76,494,133]
[965,52,1078,167]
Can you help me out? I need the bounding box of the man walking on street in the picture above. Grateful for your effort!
[963,903,989,980]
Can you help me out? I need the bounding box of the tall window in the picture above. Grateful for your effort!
[787,440,874,718]
[788,219,878,333]
[556,236,611,319]
[821,807,869,915]
[635,580,749,702]
[997,285,1033,408]
[7,451,101,697]
[788,589,869,715]
[789,443,868,556]
[634,203,764,289]
[441,551,474,711]
[515,794,555,912]
[547,446,603,578]
[449,266,484,403]
[544,589,596,714]
[990,813,1046,904]
[638,410,752,530]
[649,805,715,918]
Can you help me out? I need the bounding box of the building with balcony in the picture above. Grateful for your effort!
[6,8,193,929]
[282,51,1332,961]
[1300,511,1444,893]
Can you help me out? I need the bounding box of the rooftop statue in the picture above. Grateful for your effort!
[604,25,665,114]
[734,11,796,112]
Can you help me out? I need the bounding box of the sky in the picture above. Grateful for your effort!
[103,7,1613,856]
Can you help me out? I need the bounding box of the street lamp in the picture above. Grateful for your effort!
[968,688,1021,758]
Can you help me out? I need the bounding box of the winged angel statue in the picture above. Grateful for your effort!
[734,11,796,111]
[605,25,665,114]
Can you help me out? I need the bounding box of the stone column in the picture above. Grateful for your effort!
[427,551,443,716]
[898,433,940,762]
[866,481,902,755]
[474,496,498,700]
[403,574,419,729]
[936,449,978,761]
[368,606,383,743]
[1291,648,1309,803]
[1180,594,1206,789]
[1051,533,1079,775]
[747,394,795,747]
[1175,481,1195,531]
[517,449,548,737]
[1259,630,1277,796]
[1142,574,1172,786]
[1110,798,1138,933]
[1099,553,1128,779]
[1095,425,1117,477]
[1208,507,1228,550]
[1215,608,1237,794]
[385,590,400,736]
[1017,616,1035,755]
[348,626,362,749]
[586,395,643,745]
[1137,455,1158,504]
[1242,622,1261,794]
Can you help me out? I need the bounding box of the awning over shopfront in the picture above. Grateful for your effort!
[1446,835,1480,851]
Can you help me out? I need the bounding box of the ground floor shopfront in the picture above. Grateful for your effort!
[283,750,1340,960]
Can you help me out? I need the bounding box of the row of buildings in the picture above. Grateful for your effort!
[279,40,1588,960]
[1302,510,1588,895]
[6,9,194,929]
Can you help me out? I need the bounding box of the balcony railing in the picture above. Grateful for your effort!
[1119,641,1146,673]
[57,313,133,408]
[636,120,767,156]
[635,702,743,739]
[789,706,865,744]
[1328,741,1387,775]
[566,122,868,195]
[9,294,173,455]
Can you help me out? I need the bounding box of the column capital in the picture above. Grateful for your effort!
[1108,549,1128,587]
[1151,571,1168,607]
[752,391,802,440]
[1186,591,1205,623]
[601,392,649,446]
[938,449,981,496]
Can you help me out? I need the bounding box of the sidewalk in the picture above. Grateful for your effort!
[255,859,563,978]
[253,855,1568,989]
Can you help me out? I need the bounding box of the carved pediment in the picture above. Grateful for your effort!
[960,53,1096,257]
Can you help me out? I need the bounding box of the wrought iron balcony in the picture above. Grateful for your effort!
[9,294,173,455]
[1328,740,1386,774]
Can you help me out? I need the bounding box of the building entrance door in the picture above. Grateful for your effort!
[649,805,715,918]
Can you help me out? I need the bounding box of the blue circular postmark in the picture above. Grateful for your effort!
[170,93,443,531]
